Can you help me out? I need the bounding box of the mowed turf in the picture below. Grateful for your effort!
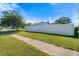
[17,31,79,51]
[0,35,48,56]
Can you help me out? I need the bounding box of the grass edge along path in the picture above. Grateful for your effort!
[17,31,79,52]
[0,35,48,56]
[11,34,79,56]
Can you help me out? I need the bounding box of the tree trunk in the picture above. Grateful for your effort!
[16,26,19,31]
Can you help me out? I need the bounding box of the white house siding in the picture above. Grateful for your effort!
[26,24,74,36]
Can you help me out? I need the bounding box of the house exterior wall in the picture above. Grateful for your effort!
[26,24,74,36]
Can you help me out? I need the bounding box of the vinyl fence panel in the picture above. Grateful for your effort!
[26,24,74,36]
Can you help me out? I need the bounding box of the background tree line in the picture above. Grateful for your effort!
[26,16,72,26]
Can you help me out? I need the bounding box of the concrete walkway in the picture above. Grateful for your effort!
[11,34,79,56]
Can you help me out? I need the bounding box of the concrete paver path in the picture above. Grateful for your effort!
[11,34,79,56]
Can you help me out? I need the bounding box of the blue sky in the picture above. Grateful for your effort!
[0,3,79,26]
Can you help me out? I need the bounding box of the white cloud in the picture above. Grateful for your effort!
[0,3,20,12]
[73,19,78,26]
[72,13,79,26]
[11,4,20,8]
[0,4,13,11]
[25,17,40,24]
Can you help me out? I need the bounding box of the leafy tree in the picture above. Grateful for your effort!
[39,21,46,24]
[1,10,25,31]
[26,23,32,26]
[46,21,50,24]
[55,17,72,24]
[39,21,50,24]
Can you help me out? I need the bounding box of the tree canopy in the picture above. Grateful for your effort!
[1,10,25,31]
[55,17,72,24]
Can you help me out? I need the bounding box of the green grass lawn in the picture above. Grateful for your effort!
[17,31,79,52]
[0,35,48,56]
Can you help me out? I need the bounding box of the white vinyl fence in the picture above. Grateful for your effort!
[25,24,74,36]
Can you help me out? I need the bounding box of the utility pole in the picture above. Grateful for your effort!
[0,20,1,24]
[78,7,79,26]
[78,8,79,38]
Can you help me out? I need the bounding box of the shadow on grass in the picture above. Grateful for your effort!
[0,29,78,39]
[0,30,17,36]
[26,31,79,39]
